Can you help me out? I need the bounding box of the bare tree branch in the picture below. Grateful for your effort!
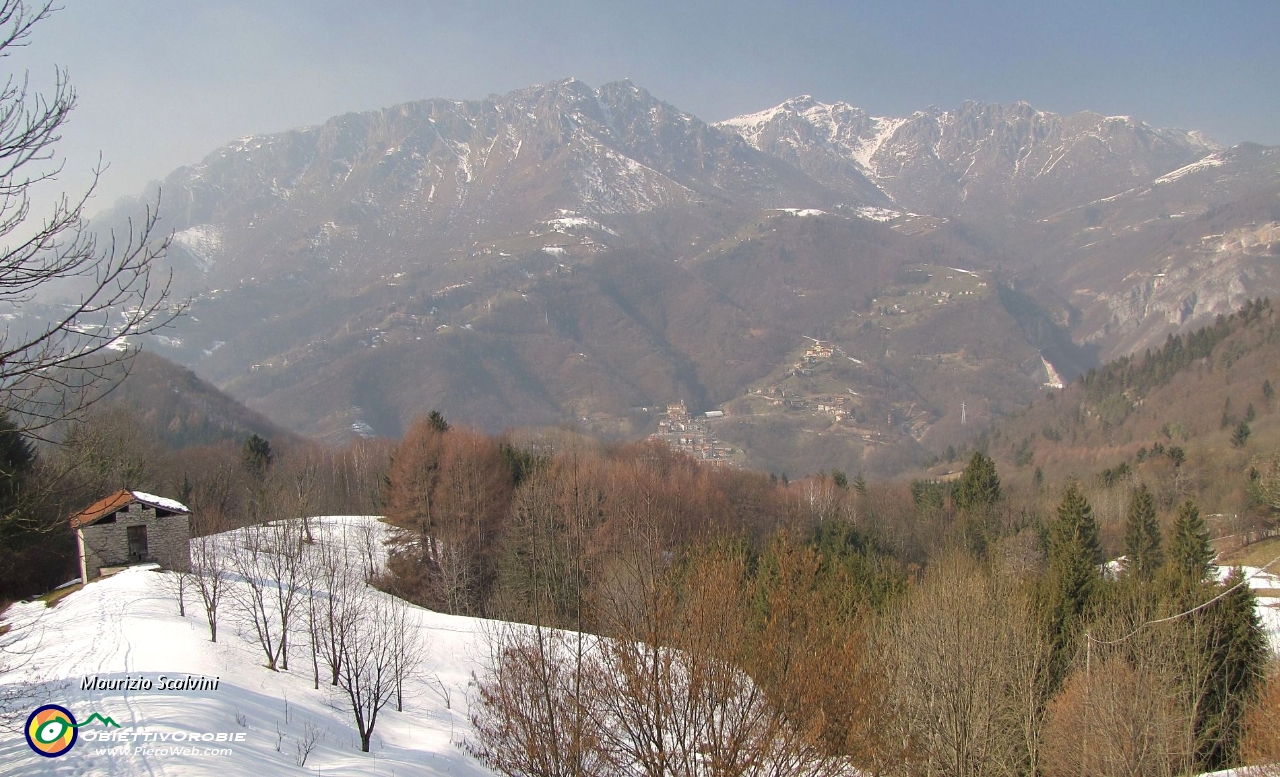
[0,0,184,439]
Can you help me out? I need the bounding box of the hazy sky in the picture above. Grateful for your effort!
[10,0,1279,214]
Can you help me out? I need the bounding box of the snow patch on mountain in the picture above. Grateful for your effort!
[1153,153,1226,185]
[774,208,829,218]
[543,211,618,236]
[850,117,906,173]
[172,225,223,274]
[854,206,902,222]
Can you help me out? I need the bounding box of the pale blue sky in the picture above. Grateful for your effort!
[9,0,1279,213]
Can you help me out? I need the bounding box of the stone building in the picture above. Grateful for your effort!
[71,490,191,582]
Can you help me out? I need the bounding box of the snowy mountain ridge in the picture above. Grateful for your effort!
[715,95,1220,219]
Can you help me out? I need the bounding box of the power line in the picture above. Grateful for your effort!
[1089,553,1280,648]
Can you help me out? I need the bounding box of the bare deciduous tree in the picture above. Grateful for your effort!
[229,520,304,671]
[474,541,849,777]
[0,0,181,438]
[876,553,1052,777]
[190,527,228,642]
[332,587,421,753]
[1242,668,1280,776]
[159,566,191,617]
[470,623,604,777]
[1041,649,1187,777]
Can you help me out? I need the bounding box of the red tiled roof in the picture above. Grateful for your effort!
[69,489,134,529]
[69,489,190,529]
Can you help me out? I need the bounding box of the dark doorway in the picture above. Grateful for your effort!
[127,525,148,562]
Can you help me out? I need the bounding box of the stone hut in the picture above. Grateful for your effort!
[71,490,191,582]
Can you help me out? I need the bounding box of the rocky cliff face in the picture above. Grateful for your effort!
[1024,144,1280,361]
[150,79,864,296]
[718,97,1218,223]
[72,81,1278,466]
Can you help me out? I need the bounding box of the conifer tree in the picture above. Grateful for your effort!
[427,409,449,433]
[241,434,273,478]
[1231,420,1251,448]
[954,450,1001,512]
[1168,500,1213,583]
[1040,482,1102,689]
[851,473,867,496]
[0,412,34,521]
[1190,569,1268,770]
[1123,483,1162,580]
[1047,482,1102,616]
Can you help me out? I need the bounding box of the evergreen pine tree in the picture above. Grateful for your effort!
[1047,481,1102,616]
[1168,500,1213,582]
[1190,568,1268,770]
[241,434,273,478]
[427,409,449,433]
[1231,420,1251,448]
[954,450,1001,512]
[0,412,35,519]
[852,473,867,496]
[1123,483,1163,580]
[1040,481,1103,689]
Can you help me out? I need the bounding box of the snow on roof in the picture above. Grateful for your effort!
[70,489,190,528]
[131,491,191,514]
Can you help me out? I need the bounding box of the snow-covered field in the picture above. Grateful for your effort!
[0,516,499,776]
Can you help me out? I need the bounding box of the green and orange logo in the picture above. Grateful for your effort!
[24,704,120,758]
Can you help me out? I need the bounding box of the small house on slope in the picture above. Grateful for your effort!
[71,490,191,582]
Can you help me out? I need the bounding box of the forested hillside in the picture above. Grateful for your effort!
[974,298,1280,544]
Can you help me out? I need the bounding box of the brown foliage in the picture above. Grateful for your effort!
[384,417,513,612]
[874,553,1052,777]
[1241,668,1280,776]
[1041,655,1187,777]
[473,543,851,777]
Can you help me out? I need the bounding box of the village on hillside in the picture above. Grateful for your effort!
[648,400,743,465]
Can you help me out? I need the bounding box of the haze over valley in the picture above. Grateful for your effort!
[41,79,1269,476]
[5,5,1280,777]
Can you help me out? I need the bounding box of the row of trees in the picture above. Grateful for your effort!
[459,448,1275,777]
[381,415,828,625]
[172,516,418,753]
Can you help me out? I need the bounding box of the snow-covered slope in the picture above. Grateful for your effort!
[0,516,498,776]
[1,517,1275,776]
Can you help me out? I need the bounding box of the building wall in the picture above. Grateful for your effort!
[80,502,191,579]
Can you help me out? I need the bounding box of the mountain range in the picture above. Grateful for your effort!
[69,78,1276,475]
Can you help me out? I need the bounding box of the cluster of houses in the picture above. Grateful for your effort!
[650,401,738,465]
